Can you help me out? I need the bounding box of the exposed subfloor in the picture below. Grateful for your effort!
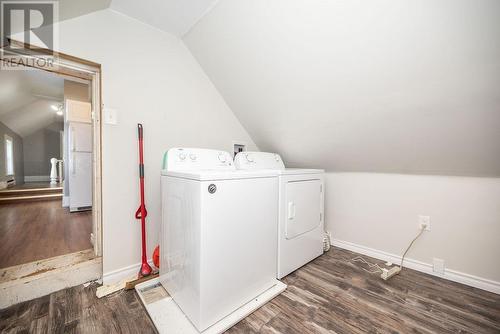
[0,199,92,268]
[1,247,499,333]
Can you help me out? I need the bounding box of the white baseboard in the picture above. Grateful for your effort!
[102,259,155,285]
[332,238,500,295]
[24,175,50,182]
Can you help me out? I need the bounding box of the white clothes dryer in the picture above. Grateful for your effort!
[235,151,325,279]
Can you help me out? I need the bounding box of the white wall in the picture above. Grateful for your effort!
[53,9,257,279]
[23,122,63,177]
[326,173,500,283]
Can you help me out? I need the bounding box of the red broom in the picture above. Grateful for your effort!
[135,124,152,277]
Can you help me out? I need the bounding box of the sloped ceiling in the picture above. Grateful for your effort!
[6,0,112,34]
[110,0,219,36]
[0,70,64,137]
[6,0,216,39]
[57,0,112,21]
[184,0,500,176]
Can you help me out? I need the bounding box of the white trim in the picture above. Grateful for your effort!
[62,195,70,207]
[332,238,500,295]
[24,175,50,182]
[102,259,156,285]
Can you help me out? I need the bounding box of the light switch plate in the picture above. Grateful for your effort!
[104,108,118,125]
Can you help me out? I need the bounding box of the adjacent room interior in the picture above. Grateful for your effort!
[0,68,97,270]
[0,1,499,333]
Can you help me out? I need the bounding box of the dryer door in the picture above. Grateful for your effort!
[285,179,322,239]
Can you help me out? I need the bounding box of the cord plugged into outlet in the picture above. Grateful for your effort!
[419,215,431,231]
[350,223,427,282]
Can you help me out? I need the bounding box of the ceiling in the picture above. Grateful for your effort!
[58,0,112,21]
[6,0,112,35]
[6,0,220,37]
[184,0,500,177]
[0,70,64,137]
[110,0,220,37]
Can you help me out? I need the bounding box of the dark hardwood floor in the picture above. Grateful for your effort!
[1,247,499,333]
[0,283,153,334]
[0,199,92,268]
[230,248,500,333]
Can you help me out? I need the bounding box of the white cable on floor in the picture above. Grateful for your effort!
[350,226,426,277]
[351,256,384,274]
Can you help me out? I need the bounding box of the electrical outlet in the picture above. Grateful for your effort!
[433,258,445,274]
[418,215,431,231]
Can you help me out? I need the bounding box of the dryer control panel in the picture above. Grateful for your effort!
[163,148,234,171]
[234,151,285,170]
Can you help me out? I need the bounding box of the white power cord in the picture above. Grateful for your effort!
[351,256,385,274]
[399,226,425,269]
[350,225,426,280]
[323,231,332,252]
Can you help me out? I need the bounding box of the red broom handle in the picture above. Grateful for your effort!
[136,124,151,276]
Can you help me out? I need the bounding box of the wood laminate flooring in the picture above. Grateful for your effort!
[1,247,499,333]
[0,200,92,268]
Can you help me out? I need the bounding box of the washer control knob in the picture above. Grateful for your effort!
[178,152,186,160]
[218,153,227,163]
[189,154,197,161]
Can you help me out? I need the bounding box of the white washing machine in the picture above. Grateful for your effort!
[235,152,325,279]
[160,148,285,332]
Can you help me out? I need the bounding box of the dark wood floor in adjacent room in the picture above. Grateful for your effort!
[1,247,499,333]
[0,199,92,268]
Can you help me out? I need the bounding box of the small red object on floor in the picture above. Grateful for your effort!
[152,245,159,269]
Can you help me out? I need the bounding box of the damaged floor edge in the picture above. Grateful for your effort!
[0,249,102,309]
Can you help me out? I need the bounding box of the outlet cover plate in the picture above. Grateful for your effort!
[418,215,431,231]
[433,258,445,275]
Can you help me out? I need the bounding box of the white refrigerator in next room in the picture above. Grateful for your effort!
[68,122,93,212]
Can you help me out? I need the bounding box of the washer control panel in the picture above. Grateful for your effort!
[163,148,234,171]
[234,151,285,170]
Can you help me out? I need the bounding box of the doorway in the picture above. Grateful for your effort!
[0,42,102,308]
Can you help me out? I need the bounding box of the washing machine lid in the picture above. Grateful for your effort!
[162,169,279,181]
[234,151,285,170]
